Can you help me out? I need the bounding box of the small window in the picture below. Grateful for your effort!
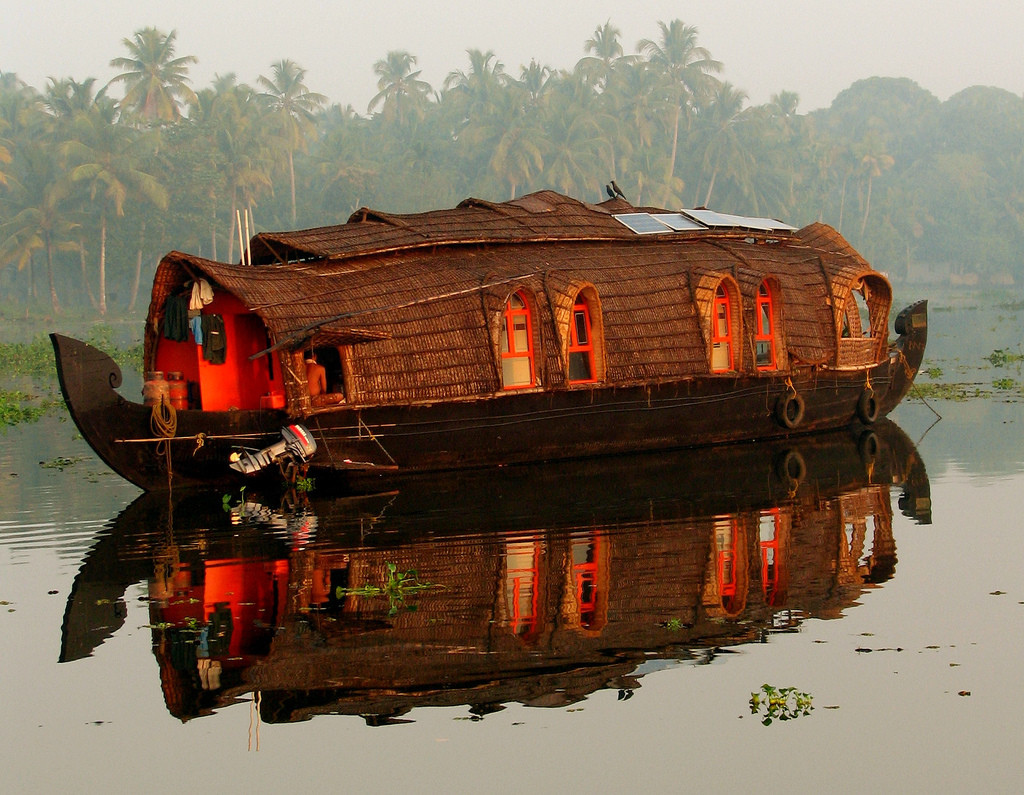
[755,282,777,370]
[501,291,535,389]
[841,283,871,338]
[568,295,597,384]
[711,284,734,372]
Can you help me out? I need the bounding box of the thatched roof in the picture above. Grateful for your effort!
[145,191,889,405]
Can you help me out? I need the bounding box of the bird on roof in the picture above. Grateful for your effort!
[605,184,616,200]
[610,180,626,200]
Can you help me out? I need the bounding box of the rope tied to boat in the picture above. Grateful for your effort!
[193,432,206,456]
[150,397,177,481]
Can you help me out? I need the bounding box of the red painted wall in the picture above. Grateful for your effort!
[155,291,284,410]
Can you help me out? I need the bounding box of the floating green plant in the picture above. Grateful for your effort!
[335,562,442,616]
[749,684,814,726]
[0,389,49,429]
[986,348,1024,368]
[39,455,85,470]
[912,383,989,401]
[222,486,246,512]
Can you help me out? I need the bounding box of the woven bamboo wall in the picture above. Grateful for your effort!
[145,194,893,406]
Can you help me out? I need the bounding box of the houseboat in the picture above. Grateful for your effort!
[51,190,927,492]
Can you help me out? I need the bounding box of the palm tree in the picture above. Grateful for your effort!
[576,20,633,90]
[108,28,198,123]
[310,104,379,216]
[190,75,276,260]
[443,49,510,139]
[859,135,895,237]
[603,61,666,195]
[538,98,602,197]
[368,51,433,126]
[0,118,10,188]
[0,142,77,314]
[694,82,751,207]
[514,60,555,108]
[258,59,326,225]
[63,98,167,314]
[43,77,105,120]
[638,20,722,204]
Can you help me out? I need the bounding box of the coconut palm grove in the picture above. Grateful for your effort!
[2,22,1023,318]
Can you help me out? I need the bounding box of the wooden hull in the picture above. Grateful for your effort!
[50,300,926,493]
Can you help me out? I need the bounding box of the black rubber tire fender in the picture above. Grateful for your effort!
[856,388,879,424]
[775,391,805,429]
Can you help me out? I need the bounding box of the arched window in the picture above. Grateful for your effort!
[755,282,777,371]
[501,291,535,389]
[711,284,734,372]
[568,294,597,384]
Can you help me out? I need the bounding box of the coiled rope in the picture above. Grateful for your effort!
[150,398,177,483]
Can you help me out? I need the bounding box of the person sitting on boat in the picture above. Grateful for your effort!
[305,351,343,406]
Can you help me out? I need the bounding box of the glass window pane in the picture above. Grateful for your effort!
[574,310,589,345]
[513,318,529,352]
[712,342,731,370]
[569,351,592,381]
[756,341,772,366]
[503,356,532,386]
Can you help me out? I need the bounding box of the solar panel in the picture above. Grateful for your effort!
[651,212,705,231]
[613,213,673,234]
[680,209,796,232]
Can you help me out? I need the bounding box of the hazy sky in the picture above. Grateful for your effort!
[4,0,1023,113]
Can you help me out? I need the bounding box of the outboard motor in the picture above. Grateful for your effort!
[229,424,317,475]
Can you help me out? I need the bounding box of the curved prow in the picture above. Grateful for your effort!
[50,333,146,488]
[880,300,928,413]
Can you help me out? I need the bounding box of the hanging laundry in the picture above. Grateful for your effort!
[162,295,189,342]
[201,314,227,364]
[189,315,203,345]
[189,278,214,311]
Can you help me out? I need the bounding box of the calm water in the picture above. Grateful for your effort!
[3,298,1024,791]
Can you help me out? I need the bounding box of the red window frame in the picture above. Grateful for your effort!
[711,284,734,372]
[501,291,535,390]
[755,282,777,371]
[568,295,597,384]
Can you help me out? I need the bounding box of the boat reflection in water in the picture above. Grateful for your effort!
[61,420,930,724]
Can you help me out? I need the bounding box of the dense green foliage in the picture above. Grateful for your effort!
[2,22,1023,321]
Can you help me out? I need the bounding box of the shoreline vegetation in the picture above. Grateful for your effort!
[0,326,141,431]
[2,22,1024,323]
